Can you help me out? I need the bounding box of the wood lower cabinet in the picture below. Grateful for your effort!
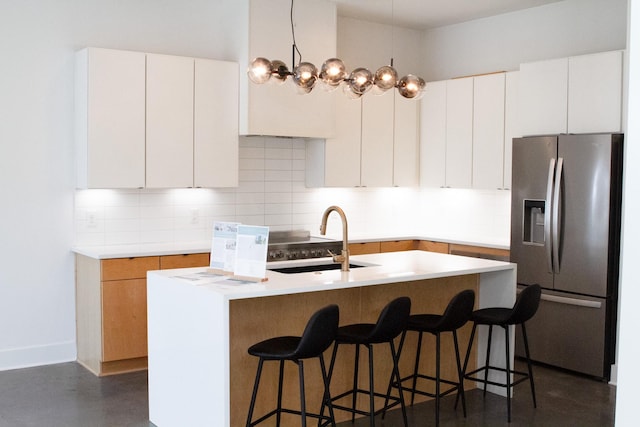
[349,242,381,255]
[416,240,450,254]
[380,240,416,253]
[102,278,148,362]
[76,252,209,376]
[449,243,510,261]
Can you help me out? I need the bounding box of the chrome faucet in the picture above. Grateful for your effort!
[319,205,350,271]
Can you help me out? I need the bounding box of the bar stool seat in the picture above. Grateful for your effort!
[394,289,475,427]
[461,284,541,422]
[327,296,411,427]
[246,304,339,427]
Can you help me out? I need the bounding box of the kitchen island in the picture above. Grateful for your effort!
[147,250,516,426]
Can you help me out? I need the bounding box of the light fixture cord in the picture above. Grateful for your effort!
[390,0,395,67]
[290,0,302,69]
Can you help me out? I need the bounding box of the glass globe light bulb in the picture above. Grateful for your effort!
[397,74,426,99]
[320,58,347,89]
[247,57,273,84]
[293,62,318,92]
[347,67,374,95]
[270,60,290,84]
[374,65,398,92]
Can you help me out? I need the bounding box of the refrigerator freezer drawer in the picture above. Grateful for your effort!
[515,290,609,379]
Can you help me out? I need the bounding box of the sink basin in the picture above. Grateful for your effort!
[269,263,367,274]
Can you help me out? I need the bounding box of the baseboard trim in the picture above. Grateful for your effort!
[0,341,76,371]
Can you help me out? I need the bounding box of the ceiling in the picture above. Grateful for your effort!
[331,0,565,30]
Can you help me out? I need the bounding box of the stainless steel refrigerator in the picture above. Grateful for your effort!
[510,133,623,380]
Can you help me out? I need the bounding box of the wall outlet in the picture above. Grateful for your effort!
[190,208,199,225]
[87,210,97,228]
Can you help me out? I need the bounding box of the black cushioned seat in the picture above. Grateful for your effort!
[393,289,475,427]
[245,304,339,427]
[461,284,542,422]
[327,296,411,427]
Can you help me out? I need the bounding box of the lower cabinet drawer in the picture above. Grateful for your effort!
[160,253,210,269]
[101,257,159,281]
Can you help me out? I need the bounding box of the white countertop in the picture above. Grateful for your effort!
[73,234,509,259]
[148,250,515,301]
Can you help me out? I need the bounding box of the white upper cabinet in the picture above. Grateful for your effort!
[445,77,474,188]
[146,54,195,188]
[242,0,336,138]
[307,91,418,188]
[421,73,512,190]
[361,91,394,187]
[420,80,447,187]
[76,48,239,189]
[393,94,420,187]
[518,50,623,136]
[568,50,623,133]
[194,59,239,188]
[472,73,506,190]
[76,48,146,189]
[503,71,520,190]
[518,57,568,136]
[321,96,362,187]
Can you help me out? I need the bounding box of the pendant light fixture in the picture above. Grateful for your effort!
[247,0,425,100]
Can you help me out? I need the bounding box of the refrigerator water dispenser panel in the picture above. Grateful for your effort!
[523,200,545,245]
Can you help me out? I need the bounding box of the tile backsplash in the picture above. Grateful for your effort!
[74,137,511,247]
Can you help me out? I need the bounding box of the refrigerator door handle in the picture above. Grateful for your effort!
[540,293,602,309]
[552,157,564,273]
[545,158,556,273]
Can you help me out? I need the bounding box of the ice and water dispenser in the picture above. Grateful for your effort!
[523,200,545,245]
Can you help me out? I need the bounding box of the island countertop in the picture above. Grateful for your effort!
[147,250,516,427]
[150,250,515,301]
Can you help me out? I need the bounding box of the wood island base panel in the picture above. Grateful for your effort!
[146,251,516,427]
[229,276,477,426]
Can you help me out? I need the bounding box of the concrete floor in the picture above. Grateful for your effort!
[0,360,614,426]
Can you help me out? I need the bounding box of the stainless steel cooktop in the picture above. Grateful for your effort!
[267,230,342,262]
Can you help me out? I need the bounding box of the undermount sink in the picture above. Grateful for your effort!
[269,262,370,274]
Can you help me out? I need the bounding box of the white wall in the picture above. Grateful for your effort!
[422,0,627,81]
[0,0,245,370]
[614,0,640,424]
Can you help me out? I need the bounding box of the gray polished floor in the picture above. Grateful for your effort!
[0,360,614,426]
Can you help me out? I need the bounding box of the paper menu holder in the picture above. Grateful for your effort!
[209,222,270,283]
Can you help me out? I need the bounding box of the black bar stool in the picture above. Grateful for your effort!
[326,296,411,427]
[392,289,475,427]
[461,284,541,422]
[245,304,339,427]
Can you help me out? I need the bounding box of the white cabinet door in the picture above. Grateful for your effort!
[518,57,568,136]
[146,54,195,188]
[76,48,146,189]
[393,93,419,187]
[322,96,362,187]
[446,77,473,188]
[568,50,623,133]
[420,80,447,187]
[473,73,505,190]
[244,0,336,138]
[361,91,394,187]
[194,59,239,188]
[503,71,519,190]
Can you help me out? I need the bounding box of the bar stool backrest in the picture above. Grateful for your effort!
[436,289,476,331]
[295,304,340,359]
[508,284,542,325]
[368,296,411,344]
